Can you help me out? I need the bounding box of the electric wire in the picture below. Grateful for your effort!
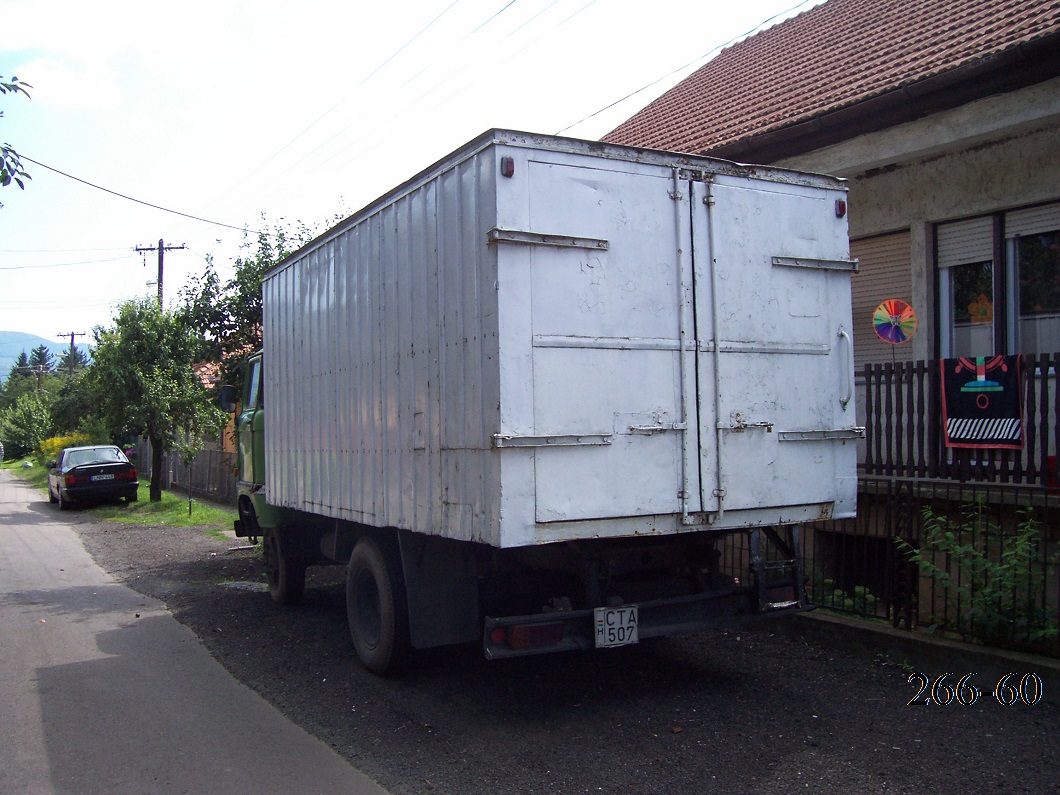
[9,2,819,248]
[172,1,469,231]
[311,0,589,178]
[470,0,520,34]
[0,255,135,271]
[17,155,267,235]
[357,0,465,88]
[555,0,821,135]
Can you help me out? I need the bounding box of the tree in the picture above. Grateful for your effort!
[29,344,56,372]
[0,391,52,458]
[49,373,96,437]
[181,219,317,395]
[1,75,31,205]
[88,299,227,501]
[58,344,90,375]
[7,350,30,381]
[1,350,63,412]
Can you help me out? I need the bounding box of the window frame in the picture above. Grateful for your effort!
[935,201,1060,359]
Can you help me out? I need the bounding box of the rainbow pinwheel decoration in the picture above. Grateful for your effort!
[873,299,918,345]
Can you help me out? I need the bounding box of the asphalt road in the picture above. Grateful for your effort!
[0,471,387,795]
[7,469,1060,794]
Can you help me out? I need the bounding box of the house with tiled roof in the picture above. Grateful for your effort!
[605,0,1060,648]
[605,0,1060,369]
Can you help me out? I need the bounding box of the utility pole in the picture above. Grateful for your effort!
[12,366,45,393]
[57,331,86,376]
[135,239,186,308]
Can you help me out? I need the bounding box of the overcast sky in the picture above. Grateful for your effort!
[1,0,822,342]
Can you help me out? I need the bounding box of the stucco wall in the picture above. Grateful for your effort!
[777,78,1060,363]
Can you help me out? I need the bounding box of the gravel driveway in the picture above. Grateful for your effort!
[70,517,1058,795]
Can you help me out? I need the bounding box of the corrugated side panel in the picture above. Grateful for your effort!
[263,147,503,545]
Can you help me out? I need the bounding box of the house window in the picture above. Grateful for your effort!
[948,260,995,356]
[938,216,995,358]
[1008,205,1060,356]
[937,202,1060,358]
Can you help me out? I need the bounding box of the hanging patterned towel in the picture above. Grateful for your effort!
[940,355,1024,449]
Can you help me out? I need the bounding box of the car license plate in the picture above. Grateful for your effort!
[594,605,638,648]
[90,474,115,481]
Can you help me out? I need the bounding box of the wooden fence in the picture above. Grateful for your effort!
[862,353,1060,486]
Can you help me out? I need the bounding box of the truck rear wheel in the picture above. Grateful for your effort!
[346,537,410,675]
[263,527,307,605]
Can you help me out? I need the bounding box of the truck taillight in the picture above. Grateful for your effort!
[506,622,565,650]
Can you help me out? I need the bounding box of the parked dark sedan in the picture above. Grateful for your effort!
[47,445,139,510]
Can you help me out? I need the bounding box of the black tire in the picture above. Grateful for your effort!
[48,486,58,504]
[126,492,138,503]
[346,537,410,675]
[58,491,71,511]
[262,527,307,605]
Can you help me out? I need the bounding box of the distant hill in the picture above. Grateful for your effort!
[0,331,93,383]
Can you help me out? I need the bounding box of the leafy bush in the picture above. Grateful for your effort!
[38,432,94,464]
[814,576,880,614]
[897,501,1058,647]
[0,391,52,458]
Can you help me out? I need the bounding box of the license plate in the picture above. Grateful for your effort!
[90,474,115,481]
[593,605,639,648]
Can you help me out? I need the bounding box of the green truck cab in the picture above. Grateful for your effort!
[222,352,311,604]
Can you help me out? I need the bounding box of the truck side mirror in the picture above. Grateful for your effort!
[220,384,238,413]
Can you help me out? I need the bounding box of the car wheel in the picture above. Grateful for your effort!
[262,527,306,605]
[126,492,138,503]
[58,491,71,511]
[346,537,410,675]
[48,485,58,504]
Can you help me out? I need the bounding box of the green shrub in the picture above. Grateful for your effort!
[38,433,94,464]
[897,502,1058,647]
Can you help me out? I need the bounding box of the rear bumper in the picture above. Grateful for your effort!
[483,587,813,661]
[62,482,138,503]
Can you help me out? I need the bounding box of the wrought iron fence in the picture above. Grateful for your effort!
[805,477,1060,654]
[811,353,1060,655]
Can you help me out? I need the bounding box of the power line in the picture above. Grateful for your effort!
[206,1,469,216]
[470,0,520,34]
[0,255,135,271]
[17,155,266,235]
[0,246,129,253]
[356,0,464,88]
[555,0,821,135]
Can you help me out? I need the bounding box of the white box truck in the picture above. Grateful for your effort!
[223,130,862,674]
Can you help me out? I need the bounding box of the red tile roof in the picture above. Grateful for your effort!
[603,0,1060,157]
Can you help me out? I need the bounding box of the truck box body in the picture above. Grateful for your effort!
[262,130,859,551]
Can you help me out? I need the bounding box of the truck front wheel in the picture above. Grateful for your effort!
[263,528,307,605]
[346,537,410,675]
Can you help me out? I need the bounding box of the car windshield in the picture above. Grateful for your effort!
[65,447,127,468]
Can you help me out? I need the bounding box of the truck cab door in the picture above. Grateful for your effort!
[238,355,265,486]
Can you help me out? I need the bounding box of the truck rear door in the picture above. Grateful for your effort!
[514,158,708,523]
[690,176,859,519]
